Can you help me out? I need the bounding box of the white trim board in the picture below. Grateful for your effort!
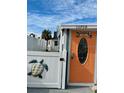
[27,83,61,88]
[27,51,60,57]
[68,83,95,86]
[61,30,67,89]
[60,25,97,31]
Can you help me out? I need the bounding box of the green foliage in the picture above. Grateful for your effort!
[41,29,52,40]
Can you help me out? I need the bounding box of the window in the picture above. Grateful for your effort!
[78,38,88,64]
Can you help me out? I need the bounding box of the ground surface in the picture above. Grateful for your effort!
[27,86,93,93]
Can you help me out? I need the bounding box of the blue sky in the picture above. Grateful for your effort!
[27,0,97,35]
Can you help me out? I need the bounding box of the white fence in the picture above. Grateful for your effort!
[27,51,62,88]
[27,36,47,51]
[27,36,59,52]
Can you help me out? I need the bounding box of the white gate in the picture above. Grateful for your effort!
[27,51,62,88]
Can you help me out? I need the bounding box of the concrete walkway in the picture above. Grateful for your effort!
[27,86,93,93]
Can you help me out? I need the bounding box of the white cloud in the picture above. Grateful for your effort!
[28,0,96,33]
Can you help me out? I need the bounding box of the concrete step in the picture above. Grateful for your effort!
[27,86,93,93]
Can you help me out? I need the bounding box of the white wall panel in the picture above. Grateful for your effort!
[27,51,62,88]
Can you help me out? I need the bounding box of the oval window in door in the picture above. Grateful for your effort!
[78,38,88,64]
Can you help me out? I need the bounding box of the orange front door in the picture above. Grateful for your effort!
[69,30,96,83]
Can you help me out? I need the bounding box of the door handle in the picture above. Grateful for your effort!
[71,52,74,59]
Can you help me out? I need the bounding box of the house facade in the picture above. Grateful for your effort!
[27,24,97,89]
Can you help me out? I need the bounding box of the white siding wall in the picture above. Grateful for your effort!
[59,29,67,89]
[48,40,59,52]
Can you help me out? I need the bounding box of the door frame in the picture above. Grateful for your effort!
[66,26,97,86]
